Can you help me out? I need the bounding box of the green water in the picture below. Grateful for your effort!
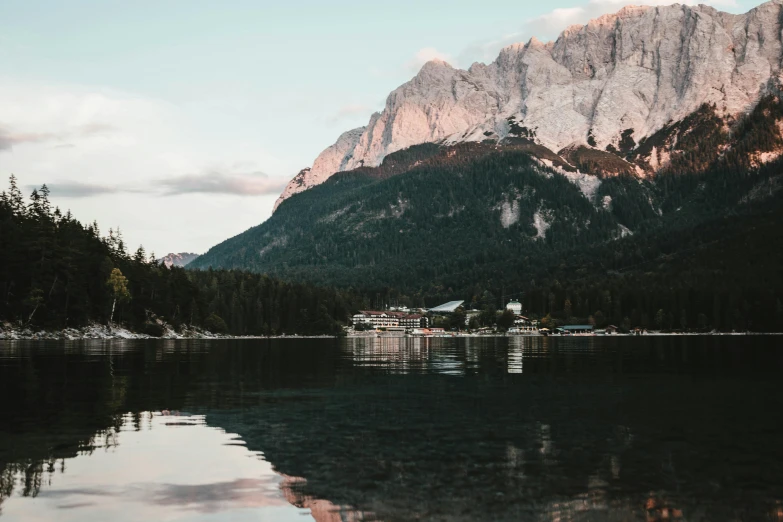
[0,336,781,521]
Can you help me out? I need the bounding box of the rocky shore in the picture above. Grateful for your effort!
[0,322,232,341]
[0,322,337,341]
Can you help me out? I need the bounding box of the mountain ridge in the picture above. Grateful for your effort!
[157,252,199,268]
[190,89,783,309]
[275,0,783,209]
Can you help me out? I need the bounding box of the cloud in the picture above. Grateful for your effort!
[327,103,373,125]
[0,122,117,151]
[366,47,454,86]
[528,0,737,37]
[457,32,525,66]
[405,47,453,73]
[159,169,289,196]
[44,181,122,197]
[40,168,288,198]
[0,127,58,150]
[456,0,739,66]
[78,122,117,137]
[35,181,150,198]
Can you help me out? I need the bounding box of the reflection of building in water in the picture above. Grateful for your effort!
[5,338,781,522]
[507,338,524,374]
[344,337,467,375]
[506,336,553,373]
[345,337,432,374]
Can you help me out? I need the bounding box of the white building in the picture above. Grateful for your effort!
[352,311,399,328]
[353,311,428,329]
[398,314,428,328]
[506,300,522,315]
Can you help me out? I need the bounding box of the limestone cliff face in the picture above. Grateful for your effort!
[274,127,365,211]
[276,0,783,210]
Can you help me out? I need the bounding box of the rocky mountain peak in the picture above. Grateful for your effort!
[157,252,199,268]
[274,0,783,211]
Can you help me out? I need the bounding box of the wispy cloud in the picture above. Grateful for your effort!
[327,103,373,125]
[44,181,123,198]
[36,181,150,198]
[78,122,117,137]
[527,0,736,37]
[40,169,289,199]
[0,127,58,151]
[159,169,289,196]
[0,122,117,151]
[405,47,453,73]
[457,33,524,66]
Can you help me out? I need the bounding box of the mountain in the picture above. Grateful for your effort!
[190,91,783,308]
[275,0,783,209]
[190,2,783,331]
[157,252,199,268]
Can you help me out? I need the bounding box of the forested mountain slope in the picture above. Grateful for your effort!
[190,96,783,331]
[191,100,783,324]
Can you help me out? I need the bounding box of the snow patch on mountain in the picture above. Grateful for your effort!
[498,199,521,228]
[533,209,553,240]
[561,171,601,202]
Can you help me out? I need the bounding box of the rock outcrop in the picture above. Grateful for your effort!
[275,0,783,210]
[274,127,365,210]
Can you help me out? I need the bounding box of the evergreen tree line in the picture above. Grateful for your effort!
[5,95,783,334]
[0,176,359,335]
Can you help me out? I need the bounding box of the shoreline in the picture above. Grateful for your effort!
[2,323,780,342]
[347,331,783,339]
[0,323,338,341]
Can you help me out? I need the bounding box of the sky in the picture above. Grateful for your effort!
[0,0,761,256]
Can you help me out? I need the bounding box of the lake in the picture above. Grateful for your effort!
[0,336,781,521]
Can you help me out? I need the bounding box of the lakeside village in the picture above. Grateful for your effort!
[349,300,623,338]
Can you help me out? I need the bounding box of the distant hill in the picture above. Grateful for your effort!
[157,252,199,268]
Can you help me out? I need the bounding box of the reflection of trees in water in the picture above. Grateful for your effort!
[0,340,348,516]
[1,458,61,511]
[0,342,182,514]
[0,422,123,513]
[0,338,781,521]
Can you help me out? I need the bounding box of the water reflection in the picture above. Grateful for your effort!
[0,412,368,521]
[0,337,782,521]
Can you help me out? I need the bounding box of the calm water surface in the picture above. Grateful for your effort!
[0,336,782,521]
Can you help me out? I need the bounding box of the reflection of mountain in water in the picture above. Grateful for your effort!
[1,338,782,521]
